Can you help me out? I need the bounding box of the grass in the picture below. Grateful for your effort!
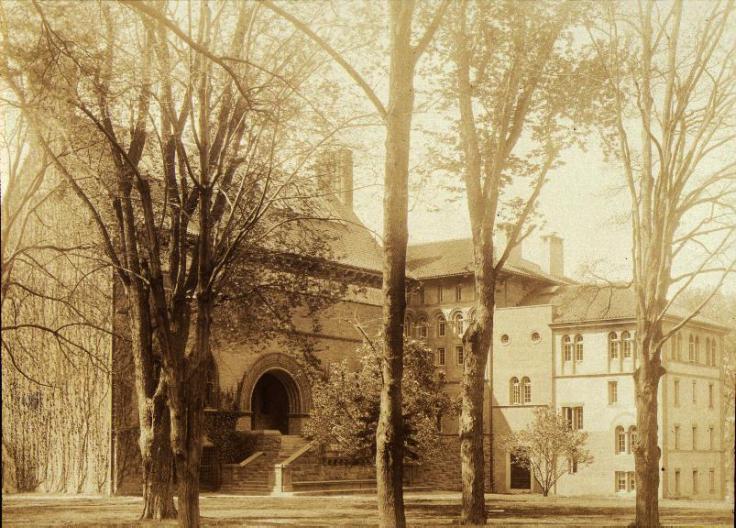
[2,491,733,527]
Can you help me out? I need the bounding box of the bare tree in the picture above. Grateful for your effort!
[587,1,736,525]
[260,2,448,526]
[445,1,596,522]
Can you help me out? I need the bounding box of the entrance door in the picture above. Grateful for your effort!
[510,454,532,490]
[251,372,290,434]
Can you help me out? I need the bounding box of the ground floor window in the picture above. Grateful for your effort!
[510,454,531,490]
[692,469,699,494]
[615,471,627,492]
[709,469,715,493]
[674,469,681,495]
[627,472,635,491]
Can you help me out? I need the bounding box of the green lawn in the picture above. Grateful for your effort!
[2,492,733,527]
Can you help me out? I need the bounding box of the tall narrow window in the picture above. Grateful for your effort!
[674,470,681,495]
[692,425,698,450]
[456,345,464,366]
[695,336,700,363]
[615,471,627,492]
[676,332,683,361]
[419,287,425,305]
[674,379,680,407]
[689,334,695,362]
[622,331,632,358]
[705,338,711,365]
[437,315,446,337]
[511,377,520,405]
[437,347,446,366]
[522,377,531,403]
[628,426,637,453]
[711,339,718,367]
[563,335,572,361]
[674,425,680,450]
[454,313,464,335]
[709,426,715,450]
[692,380,697,404]
[708,383,714,408]
[615,426,626,454]
[416,317,428,339]
[608,332,619,359]
[455,284,462,301]
[628,472,636,491]
[709,469,715,493]
[692,469,699,494]
[437,285,444,303]
[574,334,584,362]
[608,381,618,404]
[404,316,413,337]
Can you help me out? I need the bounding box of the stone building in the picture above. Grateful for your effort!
[103,150,729,497]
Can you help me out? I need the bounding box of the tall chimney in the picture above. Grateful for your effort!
[542,233,564,277]
[315,148,354,211]
[499,223,522,264]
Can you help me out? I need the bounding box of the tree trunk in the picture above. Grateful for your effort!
[459,242,494,525]
[634,332,664,528]
[140,404,176,519]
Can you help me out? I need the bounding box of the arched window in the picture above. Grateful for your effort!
[622,331,632,358]
[695,336,700,363]
[615,426,626,454]
[608,332,619,359]
[510,377,520,405]
[454,312,464,335]
[563,335,573,361]
[436,315,447,337]
[689,334,695,362]
[522,377,531,403]
[416,317,428,339]
[628,426,637,454]
[574,334,584,362]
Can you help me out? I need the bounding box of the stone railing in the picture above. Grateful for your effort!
[273,440,317,493]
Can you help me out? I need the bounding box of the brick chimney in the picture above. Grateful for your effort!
[316,148,353,211]
[542,233,564,277]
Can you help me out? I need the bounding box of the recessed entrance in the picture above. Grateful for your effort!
[250,371,293,434]
[510,454,532,490]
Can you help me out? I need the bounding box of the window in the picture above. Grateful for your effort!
[419,287,425,305]
[511,377,521,404]
[711,339,718,367]
[455,284,462,301]
[689,334,695,362]
[622,331,632,358]
[705,338,711,365]
[674,425,680,450]
[531,331,541,343]
[522,377,531,403]
[628,426,637,453]
[437,347,446,366]
[674,470,681,495]
[695,336,700,363]
[692,469,699,494]
[628,472,636,491]
[674,379,680,407]
[562,335,572,361]
[692,380,697,404]
[709,426,715,450]
[615,426,626,454]
[501,334,510,345]
[676,332,683,361]
[437,315,446,337]
[615,471,627,492]
[709,469,715,493]
[453,313,464,335]
[437,285,444,303]
[608,332,619,359]
[574,334,584,361]
[692,425,698,450]
[456,345,464,366]
[608,381,618,404]
[562,406,583,430]
[404,316,413,337]
[416,318,428,339]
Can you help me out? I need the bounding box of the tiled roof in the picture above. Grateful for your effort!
[406,238,565,284]
[519,284,728,330]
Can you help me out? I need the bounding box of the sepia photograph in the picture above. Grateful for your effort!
[1,1,734,526]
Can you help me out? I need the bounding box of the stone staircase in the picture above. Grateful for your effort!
[220,434,308,494]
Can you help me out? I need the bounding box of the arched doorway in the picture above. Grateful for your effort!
[250,370,300,434]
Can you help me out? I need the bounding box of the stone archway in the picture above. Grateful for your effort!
[240,353,311,434]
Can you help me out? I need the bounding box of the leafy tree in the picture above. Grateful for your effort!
[305,338,453,464]
[499,407,593,497]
